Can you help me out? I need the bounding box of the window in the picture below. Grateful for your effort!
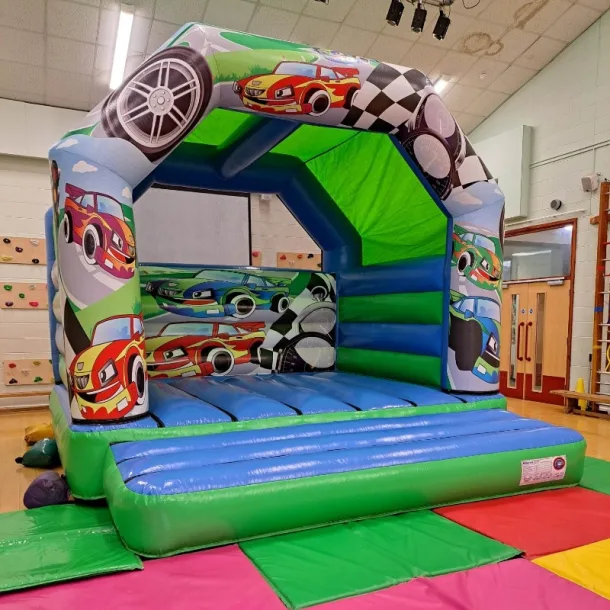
[81,193,94,208]
[475,298,500,321]
[97,194,124,219]
[504,225,573,281]
[218,324,241,336]
[133,317,143,335]
[194,270,245,284]
[159,323,214,336]
[275,62,317,78]
[246,275,265,287]
[321,67,338,79]
[92,317,132,345]
[533,293,545,392]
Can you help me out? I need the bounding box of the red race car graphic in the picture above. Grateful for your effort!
[233,61,360,117]
[69,315,147,420]
[145,321,266,378]
[61,184,136,279]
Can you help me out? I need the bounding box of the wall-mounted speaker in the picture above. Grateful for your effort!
[550,199,562,211]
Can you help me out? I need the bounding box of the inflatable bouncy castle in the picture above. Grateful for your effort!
[47,23,584,557]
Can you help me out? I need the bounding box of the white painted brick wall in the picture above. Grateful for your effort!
[0,155,52,409]
[250,194,320,267]
[471,11,610,391]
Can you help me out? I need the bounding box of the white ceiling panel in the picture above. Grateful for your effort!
[0,0,605,128]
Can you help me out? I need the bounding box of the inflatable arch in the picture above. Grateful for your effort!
[48,23,505,427]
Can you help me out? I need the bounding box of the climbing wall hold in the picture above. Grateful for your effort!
[5,301,13,307]
[33,361,41,366]
[32,258,40,264]
[1,255,13,262]
[3,285,11,291]
[29,301,39,307]
[8,378,17,384]
[18,293,25,299]
[30,239,39,246]
[15,247,23,253]
[34,376,43,383]
[2,238,10,244]
[8,363,16,369]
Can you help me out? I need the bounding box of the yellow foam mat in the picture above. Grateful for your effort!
[534,538,610,600]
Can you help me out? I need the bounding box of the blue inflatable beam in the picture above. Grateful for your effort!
[44,208,61,384]
[218,118,299,179]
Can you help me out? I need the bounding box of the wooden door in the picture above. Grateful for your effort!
[523,281,570,405]
[500,284,528,399]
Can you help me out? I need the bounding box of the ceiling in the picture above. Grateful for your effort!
[0,0,608,132]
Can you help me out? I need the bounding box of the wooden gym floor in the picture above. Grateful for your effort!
[1,398,609,514]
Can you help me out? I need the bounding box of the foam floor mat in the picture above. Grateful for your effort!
[0,545,285,609]
[240,511,520,609]
[0,504,141,593]
[311,558,610,609]
[534,538,610,601]
[580,457,610,495]
[435,487,610,559]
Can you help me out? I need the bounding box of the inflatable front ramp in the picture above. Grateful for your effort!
[104,409,585,557]
[0,504,141,592]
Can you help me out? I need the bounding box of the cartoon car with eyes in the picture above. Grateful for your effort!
[62,184,135,279]
[453,225,502,291]
[233,61,360,117]
[68,314,146,420]
[449,291,500,384]
[145,321,266,378]
[145,269,291,319]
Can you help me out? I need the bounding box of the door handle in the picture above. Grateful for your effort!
[525,321,533,362]
[517,322,524,361]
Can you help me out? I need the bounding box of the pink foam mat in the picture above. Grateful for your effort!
[311,559,610,609]
[0,545,285,610]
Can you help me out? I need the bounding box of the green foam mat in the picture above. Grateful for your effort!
[580,456,610,495]
[0,504,142,593]
[240,511,521,609]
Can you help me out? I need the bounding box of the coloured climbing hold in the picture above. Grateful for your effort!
[3,238,10,244]
[8,378,17,384]
[29,301,39,307]
[308,253,314,259]
[33,376,43,383]
[8,363,16,369]
[32,258,39,264]
[297,254,303,259]
[29,284,36,290]
[5,302,13,307]
[3,285,11,291]
[18,293,25,299]
[15,246,23,253]
[30,239,39,246]
[1,255,13,262]
[280,255,287,260]
[33,360,41,366]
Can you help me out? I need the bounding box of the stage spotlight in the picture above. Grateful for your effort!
[411,2,427,33]
[386,0,404,26]
[433,9,451,40]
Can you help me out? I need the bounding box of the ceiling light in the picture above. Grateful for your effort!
[109,4,135,90]
[386,0,404,26]
[434,75,451,93]
[411,2,427,33]
[314,0,329,3]
[433,8,451,40]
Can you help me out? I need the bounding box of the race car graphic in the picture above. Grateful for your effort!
[452,225,502,291]
[449,291,500,384]
[69,314,146,420]
[61,184,135,279]
[145,321,266,378]
[233,61,360,117]
[145,269,291,319]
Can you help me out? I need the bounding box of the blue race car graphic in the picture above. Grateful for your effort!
[145,269,291,319]
[449,291,500,384]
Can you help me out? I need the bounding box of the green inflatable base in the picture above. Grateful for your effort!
[240,510,521,609]
[0,504,142,593]
[104,439,585,558]
[580,456,610,495]
[51,389,508,500]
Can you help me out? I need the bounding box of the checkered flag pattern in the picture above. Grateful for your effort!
[259,274,336,372]
[341,63,432,134]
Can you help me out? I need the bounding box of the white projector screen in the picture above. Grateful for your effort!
[134,186,250,266]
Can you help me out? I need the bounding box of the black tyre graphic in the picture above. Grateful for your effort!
[457,251,474,274]
[206,348,234,375]
[101,46,212,161]
[276,332,335,373]
[249,341,263,365]
[270,294,289,313]
[230,294,256,319]
[63,213,73,243]
[449,316,483,372]
[82,225,101,266]
[344,87,358,109]
[311,286,328,302]
[129,355,146,405]
[305,89,331,116]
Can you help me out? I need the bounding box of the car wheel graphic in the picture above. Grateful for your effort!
[270,294,290,313]
[206,348,235,376]
[450,316,483,372]
[63,214,73,243]
[129,355,147,405]
[457,251,474,274]
[306,89,331,116]
[230,294,256,319]
[311,286,328,302]
[344,87,358,109]
[101,46,212,161]
[276,332,335,373]
[249,341,263,365]
[82,225,100,266]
